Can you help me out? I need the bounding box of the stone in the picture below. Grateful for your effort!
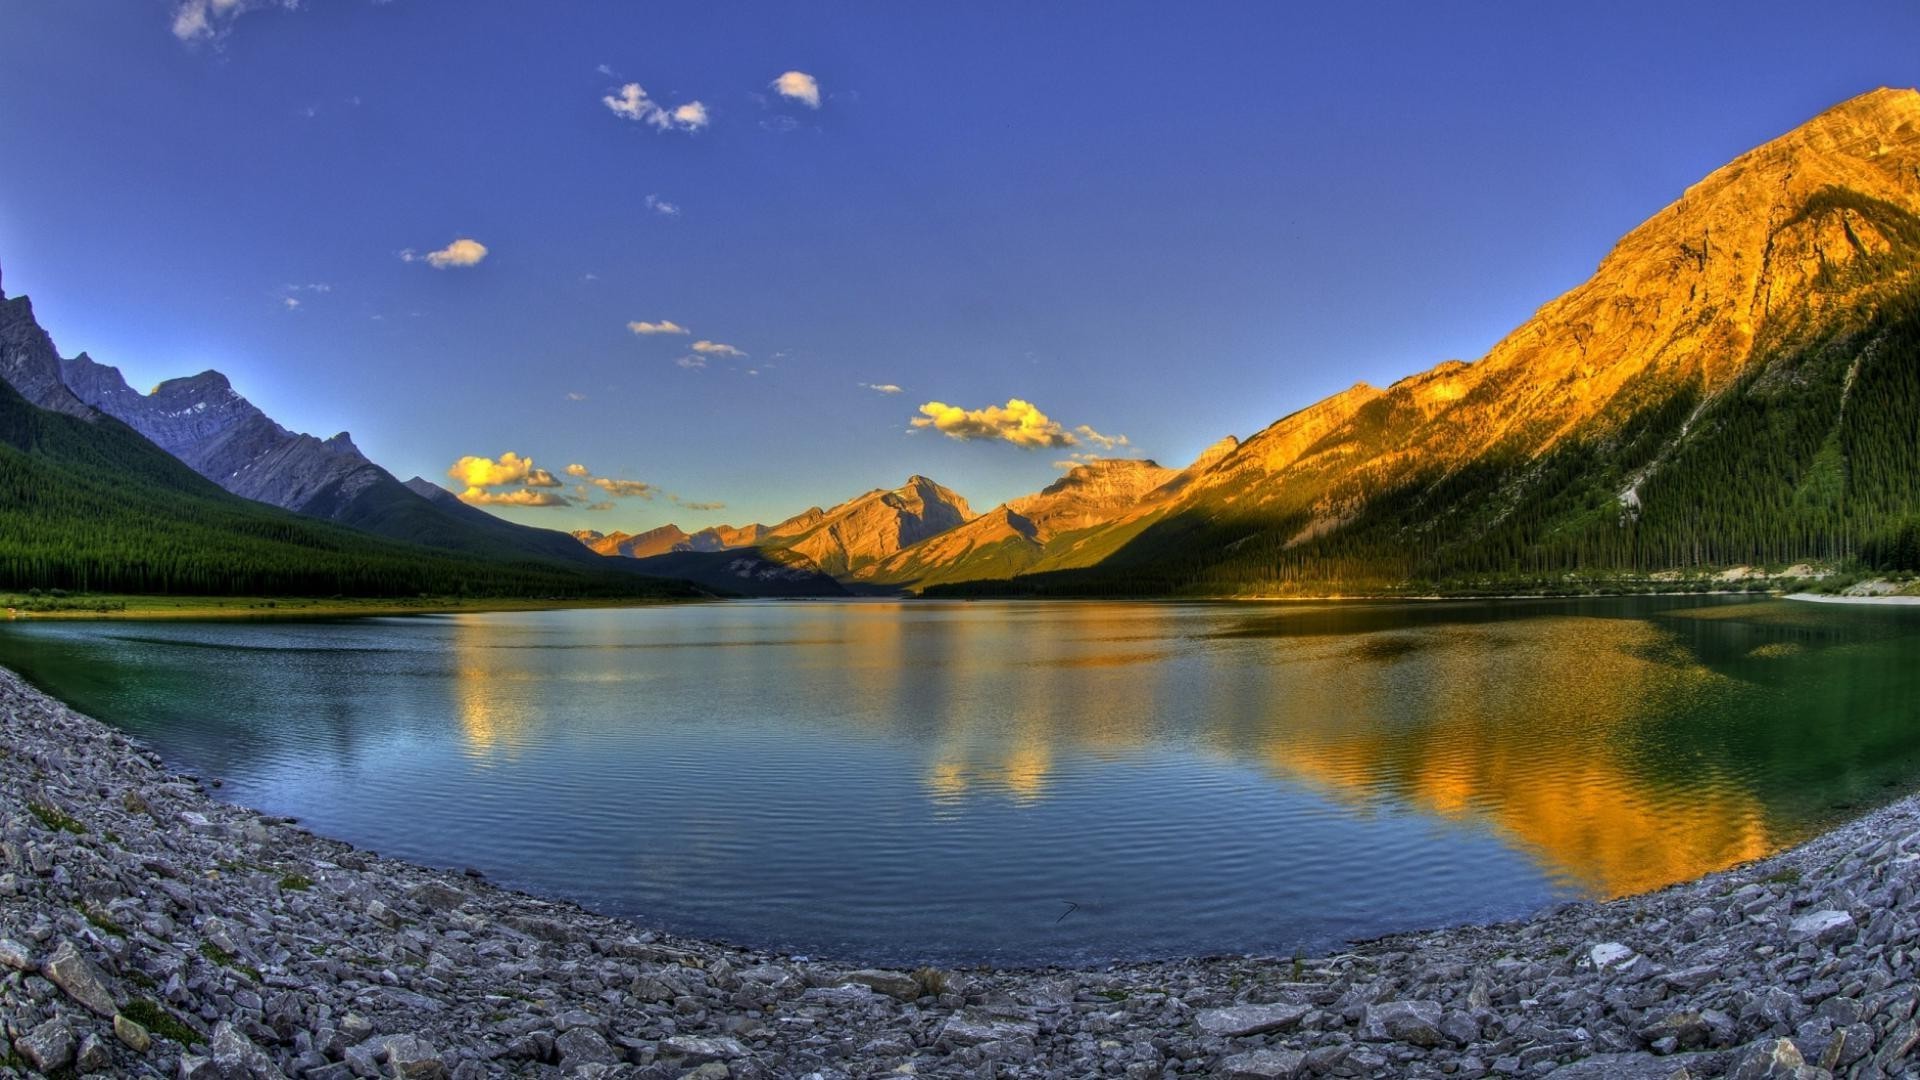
[115,1012,154,1052]
[383,1033,448,1080]
[210,1020,287,1079]
[553,1027,619,1068]
[1195,1001,1312,1037]
[44,937,118,1016]
[75,1031,113,1072]
[1360,1000,1450,1047]
[1789,910,1855,946]
[938,1013,1042,1046]
[404,882,469,913]
[1219,1047,1307,1078]
[14,1017,76,1073]
[663,1034,750,1063]
[0,936,34,970]
[1545,1052,1699,1078]
[1728,1037,1823,1080]
[838,967,924,1001]
[1590,942,1640,970]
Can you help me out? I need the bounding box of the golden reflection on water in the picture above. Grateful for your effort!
[443,602,1791,898]
[449,616,538,758]
[1227,617,1776,896]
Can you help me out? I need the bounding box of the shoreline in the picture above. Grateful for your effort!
[3,671,1918,1077]
[0,595,699,622]
[1785,592,1920,606]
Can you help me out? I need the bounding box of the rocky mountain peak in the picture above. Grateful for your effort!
[0,293,95,418]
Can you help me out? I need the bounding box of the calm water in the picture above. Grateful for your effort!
[4,597,1919,966]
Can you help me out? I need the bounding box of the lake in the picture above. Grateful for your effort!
[3,596,1918,967]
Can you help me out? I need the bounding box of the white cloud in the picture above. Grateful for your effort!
[415,238,487,269]
[670,102,709,130]
[911,399,1079,450]
[281,296,301,310]
[1074,424,1130,451]
[627,320,689,336]
[171,0,297,43]
[565,463,591,478]
[772,71,822,109]
[566,391,588,401]
[862,383,903,394]
[644,194,681,217]
[675,355,707,370]
[690,340,744,357]
[602,83,708,132]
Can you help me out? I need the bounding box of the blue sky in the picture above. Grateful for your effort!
[2,1,1916,530]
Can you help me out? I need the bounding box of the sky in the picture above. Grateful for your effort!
[2,1,1917,531]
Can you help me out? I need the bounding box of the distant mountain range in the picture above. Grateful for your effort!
[0,285,693,600]
[582,88,1920,596]
[4,88,1918,600]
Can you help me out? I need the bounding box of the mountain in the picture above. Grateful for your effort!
[856,458,1175,590]
[55,353,596,566]
[573,524,695,559]
[0,293,97,419]
[596,475,976,584]
[929,87,1920,595]
[0,362,694,599]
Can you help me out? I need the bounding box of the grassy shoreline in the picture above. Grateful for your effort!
[1,593,698,621]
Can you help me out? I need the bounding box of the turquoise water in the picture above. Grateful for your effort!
[3,596,1918,965]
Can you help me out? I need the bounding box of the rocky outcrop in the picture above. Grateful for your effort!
[859,459,1176,589]
[0,294,95,419]
[573,525,696,560]
[59,357,385,512]
[5,666,1920,1078]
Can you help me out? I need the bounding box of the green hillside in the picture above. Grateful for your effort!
[0,379,699,600]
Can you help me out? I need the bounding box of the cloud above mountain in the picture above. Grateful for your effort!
[912,398,1084,449]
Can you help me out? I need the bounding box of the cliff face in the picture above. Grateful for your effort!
[0,296,96,419]
[60,356,389,514]
[775,475,975,577]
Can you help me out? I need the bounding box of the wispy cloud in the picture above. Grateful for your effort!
[690,340,745,357]
[627,320,689,336]
[565,463,591,478]
[673,497,726,511]
[602,83,709,132]
[911,399,1079,450]
[772,70,822,109]
[675,355,706,370]
[644,194,681,217]
[566,391,588,401]
[861,382,903,394]
[591,477,658,499]
[171,0,296,43]
[402,238,488,269]
[1074,425,1129,451]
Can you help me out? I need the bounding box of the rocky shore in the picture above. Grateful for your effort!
[3,667,1918,1079]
